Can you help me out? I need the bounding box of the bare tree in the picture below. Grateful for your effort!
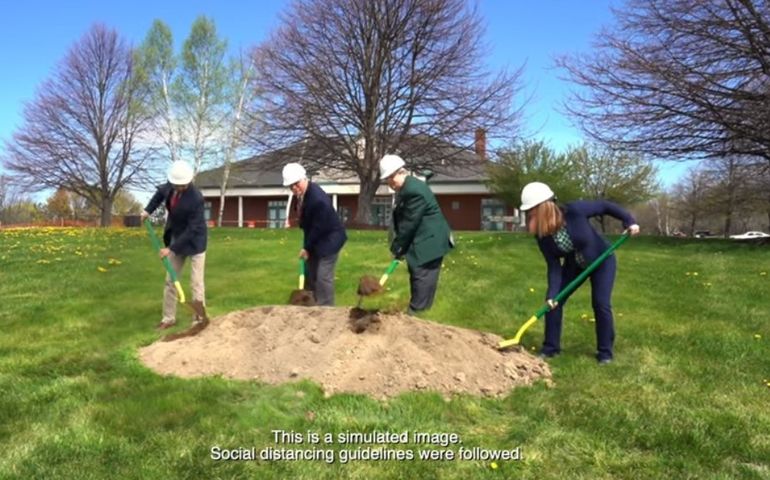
[649,195,673,236]
[217,51,258,226]
[251,0,523,224]
[559,0,770,163]
[671,167,714,235]
[174,16,228,175]
[135,20,181,164]
[702,155,758,236]
[744,160,770,231]
[3,24,152,226]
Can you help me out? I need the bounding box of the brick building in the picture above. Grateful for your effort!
[195,137,519,231]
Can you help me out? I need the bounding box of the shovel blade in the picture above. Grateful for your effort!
[187,300,209,322]
[289,289,316,306]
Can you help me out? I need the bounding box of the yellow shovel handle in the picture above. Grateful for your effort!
[498,315,537,349]
[173,280,186,304]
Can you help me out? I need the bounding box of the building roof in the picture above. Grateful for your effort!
[195,137,489,189]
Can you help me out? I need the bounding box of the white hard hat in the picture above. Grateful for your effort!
[379,154,405,179]
[520,182,555,211]
[282,163,306,186]
[167,161,194,185]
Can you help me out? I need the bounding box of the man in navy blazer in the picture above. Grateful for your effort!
[520,182,640,364]
[142,160,208,329]
[283,163,347,305]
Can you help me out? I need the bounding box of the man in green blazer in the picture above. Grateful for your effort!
[379,154,453,314]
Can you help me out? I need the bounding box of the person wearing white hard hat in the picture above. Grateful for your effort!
[379,154,453,314]
[142,160,208,329]
[520,181,640,364]
[282,162,347,306]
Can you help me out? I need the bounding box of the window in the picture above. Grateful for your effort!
[204,201,212,222]
[452,201,460,210]
[481,198,506,231]
[267,200,287,229]
[338,206,351,225]
[370,197,392,227]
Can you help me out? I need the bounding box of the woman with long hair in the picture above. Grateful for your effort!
[519,182,640,364]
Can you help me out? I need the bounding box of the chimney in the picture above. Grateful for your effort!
[474,128,486,162]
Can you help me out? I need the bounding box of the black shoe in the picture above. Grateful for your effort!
[538,352,558,359]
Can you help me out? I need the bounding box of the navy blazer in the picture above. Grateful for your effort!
[299,182,347,257]
[144,182,208,256]
[537,200,636,299]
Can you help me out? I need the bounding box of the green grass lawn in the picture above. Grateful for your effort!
[0,227,768,479]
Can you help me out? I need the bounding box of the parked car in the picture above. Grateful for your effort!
[729,231,770,240]
[693,230,713,238]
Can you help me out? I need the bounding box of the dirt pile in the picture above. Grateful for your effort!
[139,306,551,399]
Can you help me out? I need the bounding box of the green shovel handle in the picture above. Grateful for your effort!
[379,259,400,286]
[144,219,186,303]
[499,231,631,349]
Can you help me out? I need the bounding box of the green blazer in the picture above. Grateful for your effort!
[391,175,453,267]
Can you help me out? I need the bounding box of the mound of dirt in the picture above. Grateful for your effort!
[138,306,551,399]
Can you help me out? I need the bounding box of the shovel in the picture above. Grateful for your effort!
[354,259,400,308]
[143,219,210,338]
[289,257,316,306]
[498,232,631,350]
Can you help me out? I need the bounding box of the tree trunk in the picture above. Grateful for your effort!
[217,162,231,227]
[100,196,113,227]
[723,213,732,238]
[355,173,380,226]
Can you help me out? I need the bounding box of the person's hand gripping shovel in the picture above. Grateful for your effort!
[143,219,209,341]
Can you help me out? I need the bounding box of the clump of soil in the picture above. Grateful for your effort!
[289,289,316,306]
[139,306,551,399]
[357,275,382,296]
[348,308,381,334]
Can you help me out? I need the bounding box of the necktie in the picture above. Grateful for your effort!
[169,191,181,211]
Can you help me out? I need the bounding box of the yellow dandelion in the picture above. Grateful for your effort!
[685,272,691,276]
[693,272,699,276]
[490,461,498,469]
[97,266,108,273]
[761,272,767,276]
[108,258,122,265]
[580,313,589,320]
[589,318,595,323]
[755,334,762,340]
[529,288,535,293]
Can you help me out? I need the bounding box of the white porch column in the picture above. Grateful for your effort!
[238,196,243,228]
[332,193,338,211]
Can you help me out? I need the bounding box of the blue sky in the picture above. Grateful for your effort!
[0,0,688,191]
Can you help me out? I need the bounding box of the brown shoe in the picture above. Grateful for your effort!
[156,321,176,330]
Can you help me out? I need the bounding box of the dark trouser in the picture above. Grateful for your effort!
[306,252,339,306]
[542,254,617,361]
[407,256,443,312]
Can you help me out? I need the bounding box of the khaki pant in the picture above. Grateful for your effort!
[162,251,206,324]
